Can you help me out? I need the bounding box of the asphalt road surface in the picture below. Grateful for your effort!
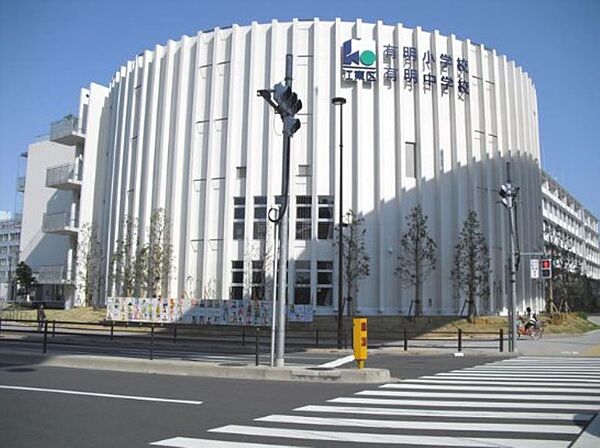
[2,354,599,447]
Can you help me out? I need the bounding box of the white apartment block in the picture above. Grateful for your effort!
[0,213,21,301]
[541,171,600,279]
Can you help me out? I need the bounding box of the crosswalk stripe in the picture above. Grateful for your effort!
[457,369,600,375]
[435,373,600,380]
[380,383,600,393]
[150,437,296,447]
[294,405,593,421]
[209,425,571,447]
[406,378,600,386]
[256,414,582,434]
[330,397,600,411]
[356,390,600,402]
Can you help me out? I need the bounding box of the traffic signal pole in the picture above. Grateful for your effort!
[274,55,294,367]
[499,162,519,353]
[259,54,302,367]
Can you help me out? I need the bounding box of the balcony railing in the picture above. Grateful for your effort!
[42,211,78,235]
[37,265,73,284]
[46,163,82,189]
[16,176,26,192]
[50,116,85,145]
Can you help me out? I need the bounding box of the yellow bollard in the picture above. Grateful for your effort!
[353,317,367,369]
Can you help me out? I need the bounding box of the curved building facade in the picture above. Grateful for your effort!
[95,18,544,315]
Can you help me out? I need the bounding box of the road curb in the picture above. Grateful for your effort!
[571,412,600,447]
[0,350,391,383]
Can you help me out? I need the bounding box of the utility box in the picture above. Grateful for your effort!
[353,317,368,369]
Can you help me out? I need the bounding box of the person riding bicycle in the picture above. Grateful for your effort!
[523,307,537,331]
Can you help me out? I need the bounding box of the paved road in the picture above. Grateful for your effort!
[2,354,599,447]
[151,356,600,447]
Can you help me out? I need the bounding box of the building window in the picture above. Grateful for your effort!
[294,260,311,304]
[296,195,312,240]
[405,142,417,178]
[317,261,333,306]
[236,166,246,179]
[233,197,245,240]
[318,196,334,239]
[253,196,267,240]
[251,260,265,300]
[230,260,244,299]
[298,164,311,177]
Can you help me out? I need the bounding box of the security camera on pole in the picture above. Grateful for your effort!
[258,54,302,367]
[498,162,520,353]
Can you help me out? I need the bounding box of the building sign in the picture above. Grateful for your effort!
[342,39,377,82]
[340,38,469,98]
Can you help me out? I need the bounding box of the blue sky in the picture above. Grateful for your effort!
[1,0,599,218]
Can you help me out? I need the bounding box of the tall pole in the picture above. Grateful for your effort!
[506,162,518,353]
[332,97,346,349]
[274,55,294,367]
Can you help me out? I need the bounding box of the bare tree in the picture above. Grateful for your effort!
[76,223,103,306]
[334,210,370,316]
[451,211,490,322]
[395,205,437,318]
[544,223,582,312]
[147,209,172,298]
[108,217,137,297]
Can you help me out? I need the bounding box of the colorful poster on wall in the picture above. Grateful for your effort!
[105,297,314,325]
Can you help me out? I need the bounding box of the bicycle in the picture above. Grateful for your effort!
[517,319,544,340]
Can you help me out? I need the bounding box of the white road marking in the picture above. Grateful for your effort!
[380,383,600,393]
[435,373,600,380]
[209,425,571,447]
[0,385,202,405]
[356,389,600,402]
[317,355,355,368]
[330,397,600,410]
[408,378,600,386]
[294,404,593,421]
[150,437,296,447]
[256,414,581,434]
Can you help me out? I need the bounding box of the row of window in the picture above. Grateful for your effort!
[0,233,20,242]
[229,259,333,306]
[233,196,334,241]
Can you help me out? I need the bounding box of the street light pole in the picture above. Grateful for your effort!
[332,96,346,349]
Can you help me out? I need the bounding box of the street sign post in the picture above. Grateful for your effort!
[530,259,540,279]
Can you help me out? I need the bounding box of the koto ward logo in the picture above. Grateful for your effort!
[342,39,376,66]
[341,39,377,82]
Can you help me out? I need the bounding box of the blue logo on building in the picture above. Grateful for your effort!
[342,39,377,82]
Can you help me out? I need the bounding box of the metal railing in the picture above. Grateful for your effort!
[16,176,26,192]
[46,163,81,187]
[36,265,73,284]
[50,116,84,142]
[0,317,508,363]
[42,211,78,233]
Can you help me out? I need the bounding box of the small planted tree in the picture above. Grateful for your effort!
[16,262,37,299]
[108,217,137,297]
[451,211,490,322]
[333,210,370,316]
[147,209,172,298]
[395,205,437,318]
[76,223,103,306]
[544,224,582,313]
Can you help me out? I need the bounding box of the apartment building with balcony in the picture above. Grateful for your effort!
[0,212,21,301]
[18,84,108,307]
[541,171,600,279]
